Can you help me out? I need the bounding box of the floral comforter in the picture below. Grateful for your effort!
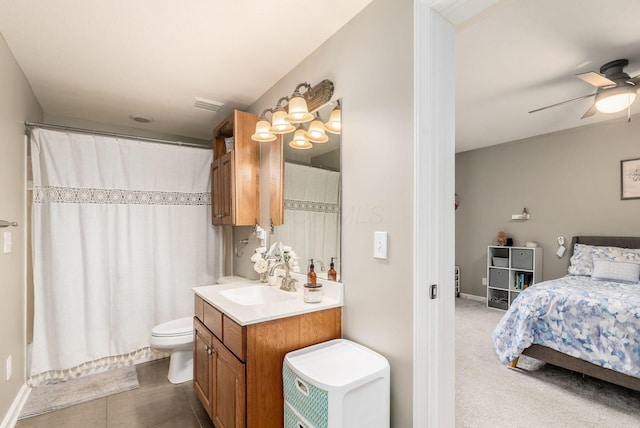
[492,275,640,378]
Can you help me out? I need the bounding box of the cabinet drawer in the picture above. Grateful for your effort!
[283,364,328,428]
[223,315,246,361]
[203,302,223,340]
[194,296,204,322]
[488,268,508,289]
[511,249,533,270]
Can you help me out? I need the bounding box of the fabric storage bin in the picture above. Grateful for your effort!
[492,257,508,267]
[284,339,390,428]
[511,249,534,270]
[488,268,509,289]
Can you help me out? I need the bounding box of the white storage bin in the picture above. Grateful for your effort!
[283,339,390,428]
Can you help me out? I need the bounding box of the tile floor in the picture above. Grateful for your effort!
[16,359,214,428]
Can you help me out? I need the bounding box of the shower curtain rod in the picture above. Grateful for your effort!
[24,121,210,149]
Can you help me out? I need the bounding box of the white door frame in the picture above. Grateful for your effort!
[413,1,456,426]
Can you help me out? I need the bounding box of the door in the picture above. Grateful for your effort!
[193,319,213,420]
[211,334,246,428]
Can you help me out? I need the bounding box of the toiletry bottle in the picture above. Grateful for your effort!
[327,257,337,281]
[307,259,317,285]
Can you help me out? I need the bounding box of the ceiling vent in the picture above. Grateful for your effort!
[193,97,224,113]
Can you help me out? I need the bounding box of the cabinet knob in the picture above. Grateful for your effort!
[207,347,212,355]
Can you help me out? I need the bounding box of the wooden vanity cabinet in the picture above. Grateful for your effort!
[211,110,259,226]
[193,295,342,428]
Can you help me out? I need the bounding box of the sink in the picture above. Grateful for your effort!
[219,285,296,306]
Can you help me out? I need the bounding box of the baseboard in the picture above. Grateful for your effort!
[459,293,485,303]
[1,383,31,428]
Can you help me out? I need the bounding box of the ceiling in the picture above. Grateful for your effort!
[0,0,372,142]
[455,0,640,152]
[2,1,640,152]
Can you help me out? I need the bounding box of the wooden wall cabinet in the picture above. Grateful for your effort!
[193,295,342,427]
[212,110,260,226]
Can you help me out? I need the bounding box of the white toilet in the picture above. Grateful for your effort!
[150,316,194,384]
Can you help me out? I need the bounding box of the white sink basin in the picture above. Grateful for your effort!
[219,285,296,306]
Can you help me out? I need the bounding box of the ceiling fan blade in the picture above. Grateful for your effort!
[576,71,616,87]
[528,93,595,114]
[581,104,598,119]
[627,75,640,86]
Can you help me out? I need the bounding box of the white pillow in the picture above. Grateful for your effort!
[591,259,640,284]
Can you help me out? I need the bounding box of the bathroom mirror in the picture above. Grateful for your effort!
[270,100,341,280]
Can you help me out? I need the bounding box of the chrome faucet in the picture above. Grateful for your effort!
[269,262,298,292]
[314,260,326,272]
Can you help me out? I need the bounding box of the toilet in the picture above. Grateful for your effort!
[150,316,194,384]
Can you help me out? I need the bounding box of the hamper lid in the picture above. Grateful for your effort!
[285,339,389,389]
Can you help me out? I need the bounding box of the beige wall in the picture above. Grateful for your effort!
[455,116,640,298]
[240,0,415,425]
[0,34,42,422]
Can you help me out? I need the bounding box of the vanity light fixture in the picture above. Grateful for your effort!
[305,113,329,143]
[324,99,342,134]
[251,79,335,143]
[289,125,313,150]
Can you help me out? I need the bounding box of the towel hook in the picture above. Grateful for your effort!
[0,220,18,228]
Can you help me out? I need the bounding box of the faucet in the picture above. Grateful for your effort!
[314,260,326,272]
[269,262,298,292]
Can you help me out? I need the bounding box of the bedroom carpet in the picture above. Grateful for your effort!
[456,297,640,427]
[19,366,139,419]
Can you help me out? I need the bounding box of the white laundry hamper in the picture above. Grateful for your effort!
[283,339,390,428]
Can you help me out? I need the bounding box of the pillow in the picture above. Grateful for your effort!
[567,244,596,276]
[591,246,640,263]
[591,259,640,284]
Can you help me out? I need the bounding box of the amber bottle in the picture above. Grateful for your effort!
[327,257,337,282]
[307,259,317,285]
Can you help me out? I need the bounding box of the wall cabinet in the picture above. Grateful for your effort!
[212,110,260,226]
[194,295,341,427]
[486,246,542,310]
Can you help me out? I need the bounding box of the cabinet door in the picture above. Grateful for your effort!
[212,334,246,428]
[219,152,234,225]
[211,153,234,226]
[193,319,213,419]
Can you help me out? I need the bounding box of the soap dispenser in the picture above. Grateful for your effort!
[327,257,337,282]
[307,259,317,285]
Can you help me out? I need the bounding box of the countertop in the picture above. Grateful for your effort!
[192,272,344,326]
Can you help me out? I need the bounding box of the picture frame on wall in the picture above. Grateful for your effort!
[621,157,640,200]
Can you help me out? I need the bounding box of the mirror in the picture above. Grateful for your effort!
[270,100,341,280]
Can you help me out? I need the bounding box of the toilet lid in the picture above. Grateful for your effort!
[152,316,193,337]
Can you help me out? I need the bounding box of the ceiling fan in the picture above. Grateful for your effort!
[529,59,640,119]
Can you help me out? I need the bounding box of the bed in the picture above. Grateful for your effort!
[492,236,640,391]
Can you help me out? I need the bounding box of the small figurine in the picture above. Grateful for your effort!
[497,231,507,246]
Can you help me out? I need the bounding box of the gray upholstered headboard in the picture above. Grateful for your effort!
[569,236,640,258]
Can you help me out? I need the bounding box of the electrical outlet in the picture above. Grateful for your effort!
[6,355,11,381]
[482,277,487,286]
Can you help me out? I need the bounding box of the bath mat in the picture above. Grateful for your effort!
[19,366,139,419]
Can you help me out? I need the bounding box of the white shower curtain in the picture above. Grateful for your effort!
[274,163,340,274]
[30,128,222,384]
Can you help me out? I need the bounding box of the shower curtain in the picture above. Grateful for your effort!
[275,163,340,274]
[30,128,222,385]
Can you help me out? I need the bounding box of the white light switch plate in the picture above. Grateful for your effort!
[374,231,388,259]
[3,231,11,254]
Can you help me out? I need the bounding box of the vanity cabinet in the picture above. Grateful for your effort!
[193,295,341,428]
[211,110,260,226]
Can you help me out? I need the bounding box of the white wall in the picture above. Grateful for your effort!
[0,33,42,423]
[455,115,640,297]
[244,0,416,425]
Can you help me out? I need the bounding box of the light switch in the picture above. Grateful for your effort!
[374,231,388,259]
[3,232,11,254]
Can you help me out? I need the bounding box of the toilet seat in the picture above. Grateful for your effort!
[151,316,193,338]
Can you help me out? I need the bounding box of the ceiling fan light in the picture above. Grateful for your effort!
[269,109,295,134]
[595,87,637,114]
[285,96,314,123]
[251,119,277,142]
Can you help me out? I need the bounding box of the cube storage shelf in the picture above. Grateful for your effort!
[487,246,542,310]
